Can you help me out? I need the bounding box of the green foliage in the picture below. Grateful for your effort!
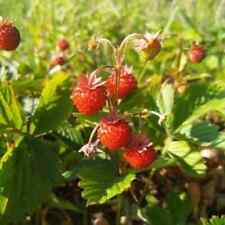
[0,137,62,222]
[176,97,225,133]
[158,82,175,115]
[180,121,219,143]
[1,0,225,224]
[140,192,191,225]
[165,140,206,177]
[32,72,73,134]
[211,132,225,150]
[173,82,225,130]
[0,84,23,129]
[201,216,225,225]
[75,159,135,205]
[48,193,84,214]
[56,121,85,146]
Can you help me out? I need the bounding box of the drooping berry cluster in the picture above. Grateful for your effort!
[71,67,157,169]
[71,33,206,169]
[71,33,162,169]
[50,38,70,68]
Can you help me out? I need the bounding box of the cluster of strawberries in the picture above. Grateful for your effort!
[50,38,70,68]
[71,56,157,170]
[0,19,205,170]
[70,33,206,169]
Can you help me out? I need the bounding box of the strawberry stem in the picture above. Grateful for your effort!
[118,33,144,55]
[88,124,100,144]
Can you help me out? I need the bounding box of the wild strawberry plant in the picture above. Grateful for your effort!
[0,16,225,225]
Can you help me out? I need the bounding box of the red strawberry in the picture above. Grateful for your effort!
[188,43,205,63]
[71,73,106,115]
[123,134,156,169]
[58,38,70,51]
[98,113,131,150]
[0,20,20,51]
[106,66,137,99]
[50,55,66,67]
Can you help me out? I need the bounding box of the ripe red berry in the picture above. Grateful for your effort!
[106,66,137,99]
[50,55,66,67]
[98,113,131,151]
[71,74,106,115]
[58,38,70,51]
[188,43,205,63]
[0,20,20,51]
[123,134,156,169]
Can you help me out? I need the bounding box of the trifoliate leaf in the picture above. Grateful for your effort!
[76,159,136,205]
[176,97,225,133]
[180,121,219,143]
[166,141,206,177]
[157,82,175,115]
[0,136,62,222]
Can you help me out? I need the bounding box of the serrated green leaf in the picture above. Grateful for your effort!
[167,192,191,225]
[151,156,176,171]
[76,159,135,205]
[201,216,225,225]
[157,83,175,115]
[57,121,85,145]
[173,82,225,130]
[0,137,62,222]
[210,132,225,150]
[33,72,73,133]
[180,122,219,143]
[48,193,83,214]
[166,141,206,177]
[141,206,173,225]
[141,191,191,225]
[0,85,23,129]
[176,97,225,133]
[0,195,8,215]
[12,78,44,95]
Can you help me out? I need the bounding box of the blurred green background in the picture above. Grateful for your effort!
[0,0,225,79]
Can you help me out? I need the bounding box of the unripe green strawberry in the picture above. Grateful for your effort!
[0,20,20,51]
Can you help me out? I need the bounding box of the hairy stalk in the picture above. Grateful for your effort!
[107,97,114,113]
[111,49,123,112]
[114,66,120,110]
[97,38,117,63]
[119,33,144,54]
[90,65,113,77]
[88,124,99,144]
[138,59,149,83]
